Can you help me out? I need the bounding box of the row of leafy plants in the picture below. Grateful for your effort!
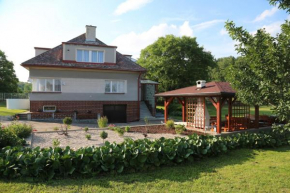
[0,124,289,180]
[0,121,32,148]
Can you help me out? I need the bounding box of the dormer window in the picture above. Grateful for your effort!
[76,49,104,63]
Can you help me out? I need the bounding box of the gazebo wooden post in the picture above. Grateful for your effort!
[255,105,259,128]
[164,96,174,123]
[182,97,186,122]
[216,97,222,134]
[228,97,232,132]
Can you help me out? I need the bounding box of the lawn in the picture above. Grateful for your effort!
[157,102,273,121]
[0,146,289,192]
[0,101,27,116]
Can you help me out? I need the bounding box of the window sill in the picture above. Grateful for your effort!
[105,93,125,94]
[32,92,62,93]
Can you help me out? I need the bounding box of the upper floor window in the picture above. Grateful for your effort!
[34,79,61,92]
[105,80,125,93]
[76,49,104,63]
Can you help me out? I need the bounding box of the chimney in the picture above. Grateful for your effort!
[34,47,51,56]
[196,80,206,89]
[85,25,96,41]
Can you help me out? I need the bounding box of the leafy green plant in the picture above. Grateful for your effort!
[98,116,108,128]
[100,131,108,143]
[84,127,89,132]
[175,124,186,134]
[5,122,32,138]
[166,120,175,129]
[52,139,60,147]
[0,129,24,148]
[57,117,73,136]
[114,127,125,136]
[124,126,131,132]
[85,134,91,140]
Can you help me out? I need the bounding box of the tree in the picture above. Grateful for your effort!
[0,50,19,93]
[209,56,235,81]
[18,82,32,93]
[269,0,290,12]
[225,21,290,121]
[138,35,216,92]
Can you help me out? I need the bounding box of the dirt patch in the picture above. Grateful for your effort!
[129,124,205,135]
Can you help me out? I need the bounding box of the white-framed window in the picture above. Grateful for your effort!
[34,79,62,92]
[105,80,125,93]
[76,49,104,63]
[43,105,56,112]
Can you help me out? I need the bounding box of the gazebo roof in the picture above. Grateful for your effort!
[155,82,236,97]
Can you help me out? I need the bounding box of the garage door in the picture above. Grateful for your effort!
[103,105,127,123]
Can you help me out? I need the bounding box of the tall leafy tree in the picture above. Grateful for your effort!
[138,35,216,92]
[225,21,290,121]
[269,0,290,12]
[209,56,235,81]
[18,82,32,93]
[0,50,19,93]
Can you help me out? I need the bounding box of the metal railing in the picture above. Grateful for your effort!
[0,93,29,100]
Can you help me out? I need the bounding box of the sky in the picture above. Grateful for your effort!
[0,0,289,82]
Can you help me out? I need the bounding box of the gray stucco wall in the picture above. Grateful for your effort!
[63,44,116,63]
[29,68,139,101]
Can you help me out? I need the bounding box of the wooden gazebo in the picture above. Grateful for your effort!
[155,81,259,134]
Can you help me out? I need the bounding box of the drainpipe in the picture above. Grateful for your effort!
[137,72,142,121]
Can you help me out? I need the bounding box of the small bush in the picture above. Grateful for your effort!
[52,139,60,147]
[98,116,108,128]
[166,120,175,129]
[124,126,131,132]
[84,127,89,132]
[85,134,91,140]
[100,131,108,142]
[5,122,32,138]
[63,117,73,126]
[0,129,24,148]
[53,127,59,131]
[175,124,186,134]
[114,127,125,136]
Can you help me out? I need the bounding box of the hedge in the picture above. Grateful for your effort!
[0,124,289,180]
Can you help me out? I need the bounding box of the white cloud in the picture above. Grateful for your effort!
[262,21,282,35]
[220,28,227,36]
[114,0,152,15]
[179,21,193,36]
[192,20,224,31]
[111,19,122,23]
[253,7,278,22]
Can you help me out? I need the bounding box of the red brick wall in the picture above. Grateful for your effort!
[30,101,139,122]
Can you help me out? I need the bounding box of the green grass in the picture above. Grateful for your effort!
[0,101,27,116]
[157,103,273,121]
[0,146,289,192]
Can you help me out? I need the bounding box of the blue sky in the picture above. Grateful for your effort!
[0,0,288,81]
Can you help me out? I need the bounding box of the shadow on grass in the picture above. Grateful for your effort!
[0,148,259,189]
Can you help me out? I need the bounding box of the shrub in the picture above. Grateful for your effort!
[100,131,108,142]
[124,126,131,132]
[84,127,89,132]
[114,127,125,136]
[0,129,24,148]
[53,127,59,131]
[0,124,289,179]
[165,120,175,129]
[98,116,108,128]
[63,117,73,126]
[85,134,91,140]
[175,124,186,134]
[5,122,32,138]
[52,139,60,148]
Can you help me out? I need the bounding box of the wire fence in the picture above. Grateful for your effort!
[0,93,29,101]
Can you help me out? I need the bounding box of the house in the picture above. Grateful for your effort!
[21,25,158,123]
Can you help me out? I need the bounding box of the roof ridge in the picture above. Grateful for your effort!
[214,81,223,92]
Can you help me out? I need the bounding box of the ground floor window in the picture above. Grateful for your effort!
[105,80,125,93]
[43,105,56,112]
